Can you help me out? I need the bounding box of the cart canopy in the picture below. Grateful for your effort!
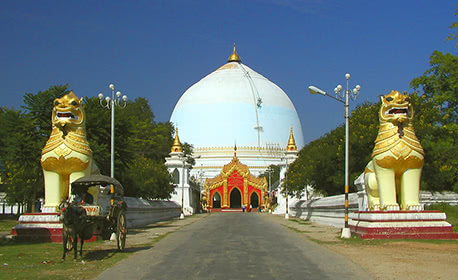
[71,175,124,196]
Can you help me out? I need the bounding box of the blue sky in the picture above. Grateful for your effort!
[1,0,456,143]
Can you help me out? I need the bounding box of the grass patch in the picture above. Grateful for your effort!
[0,214,205,279]
[0,240,138,280]
[151,231,171,244]
[306,236,341,245]
[339,232,458,246]
[425,203,458,231]
[341,235,391,246]
[0,216,188,280]
[285,225,303,233]
[0,216,19,232]
[0,231,174,280]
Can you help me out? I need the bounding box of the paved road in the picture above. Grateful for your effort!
[96,213,371,280]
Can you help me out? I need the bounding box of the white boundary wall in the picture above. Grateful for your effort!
[124,197,181,228]
[1,195,181,229]
[289,191,458,228]
[0,203,24,215]
[289,193,360,228]
[0,192,25,215]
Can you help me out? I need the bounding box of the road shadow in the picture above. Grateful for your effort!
[83,245,152,261]
[127,224,179,236]
[143,224,179,229]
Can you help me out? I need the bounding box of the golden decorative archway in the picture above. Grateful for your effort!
[204,152,267,211]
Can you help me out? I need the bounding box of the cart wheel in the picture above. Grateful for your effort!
[116,210,127,251]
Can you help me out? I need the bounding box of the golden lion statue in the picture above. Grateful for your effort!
[41,92,99,211]
[364,90,424,211]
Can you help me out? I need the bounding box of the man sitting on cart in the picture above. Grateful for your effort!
[72,187,94,205]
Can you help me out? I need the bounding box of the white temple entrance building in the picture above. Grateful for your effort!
[169,46,304,181]
[166,46,304,214]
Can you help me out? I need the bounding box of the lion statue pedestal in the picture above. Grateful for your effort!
[349,91,458,239]
[11,92,99,242]
[41,91,99,212]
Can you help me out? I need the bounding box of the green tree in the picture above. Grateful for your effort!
[4,161,41,213]
[0,108,10,159]
[348,101,380,181]
[285,125,344,196]
[1,86,176,208]
[285,102,379,196]
[116,97,172,162]
[22,85,70,136]
[287,49,458,196]
[182,142,196,166]
[259,164,280,191]
[84,96,175,198]
[124,156,174,199]
[0,108,46,212]
[84,96,135,180]
[446,4,458,48]
[410,51,458,192]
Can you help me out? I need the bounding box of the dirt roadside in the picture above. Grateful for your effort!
[268,214,458,280]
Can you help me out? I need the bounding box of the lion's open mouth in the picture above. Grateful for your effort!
[56,111,79,120]
[386,107,409,115]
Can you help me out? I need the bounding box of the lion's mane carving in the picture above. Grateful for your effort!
[41,92,98,211]
[364,90,424,211]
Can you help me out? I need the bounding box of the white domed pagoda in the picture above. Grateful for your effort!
[170,45,304,181]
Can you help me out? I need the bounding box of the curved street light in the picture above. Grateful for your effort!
[308,73,361,239]
[98,84,128,178]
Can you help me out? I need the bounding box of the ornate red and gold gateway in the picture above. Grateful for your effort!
[204,151,267,212]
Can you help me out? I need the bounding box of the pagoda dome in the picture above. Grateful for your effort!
[170,46,304,151]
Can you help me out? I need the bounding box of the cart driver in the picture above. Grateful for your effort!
[73,188,94,205]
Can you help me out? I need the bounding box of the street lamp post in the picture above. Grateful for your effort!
[282,156,289,220]
[180,157,186,219]
[264,166,273,213]
[308,73,361,238]
[98,84,128,178]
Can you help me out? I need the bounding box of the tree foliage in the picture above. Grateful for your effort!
[286,101,379,196]
[259,164,280,191]
[446,4,458,48]
[0,85,69,212]
[124,156,174,199]
[410,51,458,192]
[83,96,174,199]
[0,86,176,210]
[287,51,458,196]
[285,4,458,196]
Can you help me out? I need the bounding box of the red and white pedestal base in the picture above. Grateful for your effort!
[10,212,64,242]
[349,211,458,239]
[10,212,97,243]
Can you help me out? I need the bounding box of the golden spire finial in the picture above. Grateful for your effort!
[287,127,297,151]
[227,43,241,63]
[171,127,183,153]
